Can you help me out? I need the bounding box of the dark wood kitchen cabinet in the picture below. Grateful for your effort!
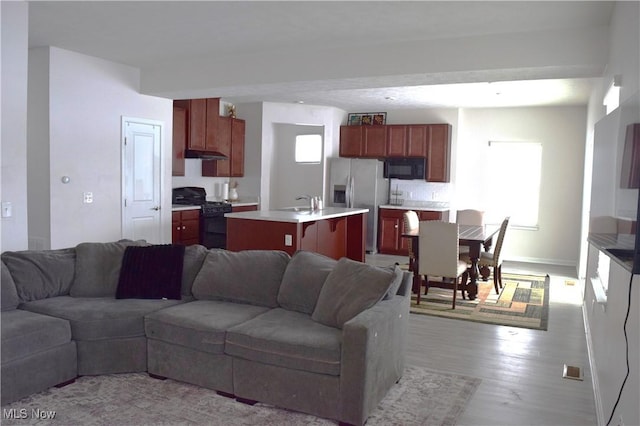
[426,124,451,182]
[172,210,200,246]
[202,117,245,177]
[386,125,428,157]
[339,125,363,157]
[173,98,220,154]
[339,123,450,181]
[339,125,387,158]
[377,207,449,255]
[172,106,187,176]
[231,204,258,213]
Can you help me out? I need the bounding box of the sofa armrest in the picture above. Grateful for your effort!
[338,273,411,425]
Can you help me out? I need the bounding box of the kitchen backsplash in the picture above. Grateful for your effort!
[388,179,451,203]
[172,159,233,199]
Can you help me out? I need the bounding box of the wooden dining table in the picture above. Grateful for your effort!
[402,223,500,300]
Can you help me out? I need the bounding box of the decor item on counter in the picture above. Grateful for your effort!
[229,180,239,200]
[390,184,404,206]
[347,112,386,126]
[1,366,480,426]
[222,182,229,200]
[409,273,549,330]
[227,104,236,118]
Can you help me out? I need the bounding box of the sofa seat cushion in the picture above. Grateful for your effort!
[20,296,182,341]
[145,300,270,355]
[1,309,72,363]
[226,308,342,376]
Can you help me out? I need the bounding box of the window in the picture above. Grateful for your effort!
[603,76,621,115]
[295,134,322,163]
[486,141,542,228]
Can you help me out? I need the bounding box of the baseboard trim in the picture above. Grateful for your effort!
[582,303,605,426]
[504,256,577,268]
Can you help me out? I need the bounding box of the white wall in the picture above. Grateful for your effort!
[456,106,587,266]
[1,2,29,251]
[28,47,173,249]
[584,3,640,425]
[251,102,344,210]
[171,159,231,200]
[270,124,324,209]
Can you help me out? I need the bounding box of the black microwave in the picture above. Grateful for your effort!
[383,158,426,180]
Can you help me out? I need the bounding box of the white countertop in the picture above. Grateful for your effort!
[379,201,450,212]
[229,201,259,207]
[172,204,201,212]
[225,207,368,223]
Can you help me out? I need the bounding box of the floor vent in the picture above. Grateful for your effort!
[562,364,583,381]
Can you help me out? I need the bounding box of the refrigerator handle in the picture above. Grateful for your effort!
[345,177,351,208]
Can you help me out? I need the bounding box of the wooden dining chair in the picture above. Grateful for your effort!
[418,221,469,308]
[461,216,510,294]
[403,210,419,271]
[456,209,485,226]
[456,209,485,257]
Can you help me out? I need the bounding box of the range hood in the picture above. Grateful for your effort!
[184,149,228,160]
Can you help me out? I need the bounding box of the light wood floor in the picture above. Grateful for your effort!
[367,254,598,426]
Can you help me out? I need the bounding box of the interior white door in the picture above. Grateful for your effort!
[122,117,163,244]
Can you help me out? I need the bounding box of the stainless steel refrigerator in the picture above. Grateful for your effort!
[329,158,388,253]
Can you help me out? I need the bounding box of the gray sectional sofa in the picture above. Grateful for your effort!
[1,242,411,425]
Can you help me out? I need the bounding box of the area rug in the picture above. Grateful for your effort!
[410,273,550,330]
[1,366,481,425]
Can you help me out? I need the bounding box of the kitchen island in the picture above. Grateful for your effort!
[225,207,368,261]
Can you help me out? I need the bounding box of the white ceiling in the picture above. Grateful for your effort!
[27,1,614,110]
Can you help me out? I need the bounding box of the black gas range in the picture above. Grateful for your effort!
[172,187,232,249]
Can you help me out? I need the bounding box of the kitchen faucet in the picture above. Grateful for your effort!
[296,194,321,210]
[296,194,314,210]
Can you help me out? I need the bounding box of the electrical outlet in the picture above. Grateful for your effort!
[618,414,624,426]
[284,234,292,246]
[83,192,93,204]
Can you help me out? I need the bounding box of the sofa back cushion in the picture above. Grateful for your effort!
[312,258,400,328]
[181,244,209,297]
[70,240,147,297]
[277,250,337,314]
[1,248,76,302]
[192,250,290,308]
[1,261,20,310]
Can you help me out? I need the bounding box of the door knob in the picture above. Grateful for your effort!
[151,206,160,211]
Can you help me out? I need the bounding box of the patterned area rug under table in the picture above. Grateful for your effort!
[1,366,481,425]
[410,273,550,331]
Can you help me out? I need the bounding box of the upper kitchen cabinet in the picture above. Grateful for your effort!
[339,125,387,158]
[173,98,220,154]
[386,125,428,157]
[426,124,451,182]
[202,117,245,177]
[172,106,186,176]
[339,125,363,157]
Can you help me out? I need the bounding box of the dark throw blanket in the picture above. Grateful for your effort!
[116,245,185,300]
